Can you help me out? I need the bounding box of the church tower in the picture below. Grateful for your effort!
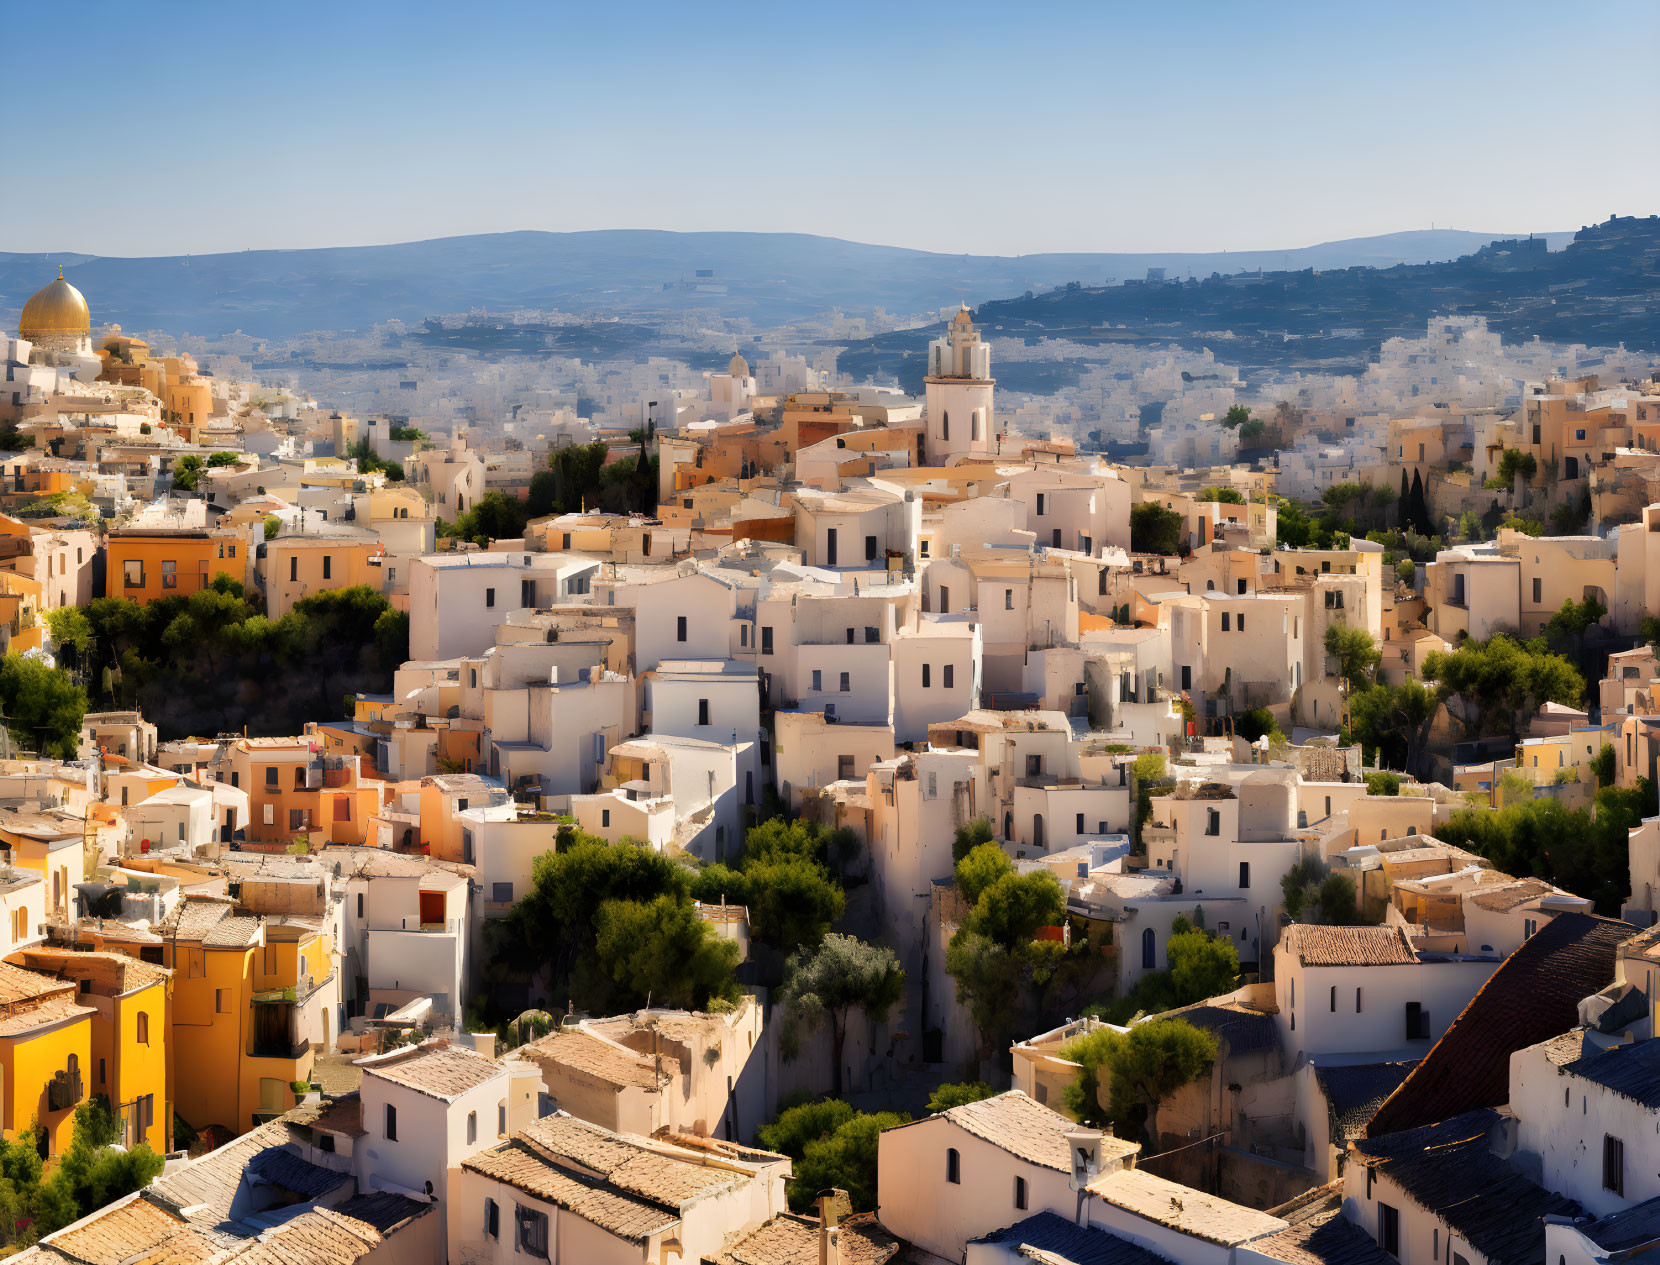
[923,306,996,465]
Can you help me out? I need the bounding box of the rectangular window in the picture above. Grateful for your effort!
[864,626,878,644]
[485,587,495,608]
[265,766,279,788]
[677,615,687,642]
[922,664,931,689]
[385,1104,397,1140]
[516,1205,549,1258]
[1532,577,1542,603]
[493,882,513,903]
[697,699,710,726]
[484,1198,499,1239]
[1378,1203,1399,1257]
[322,555,332,580]
[161,560,178,589]
[761,626,773,655]
[1026,754,1042,777]
[1075,813,1085,834]
[1605,1135,1625,1196]
[943,664,954,689]
[1206,808,1220,836]
[1221,612,1231,631]
[865,534,877,561]
[740,624,748,647]
[1014,1174,1028,1210]
[1239,861,1250,889]
[845,627,855,644]
[467,1111,477,1144]
[1238,614,1245,632]
[839,672,850,693]
[601,809,610,828]
[812,669,822,691]
[289,557,298,582]
[215,988,229,1013]
[1005,589,1014,610]
[1036,493,1046,516]
[356,892,364,918]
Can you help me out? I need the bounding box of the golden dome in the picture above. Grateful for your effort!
[952,306,974,326]
[728,352,750,378]
[19,268,90,342]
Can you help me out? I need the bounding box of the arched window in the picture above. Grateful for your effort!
[946,1147,960,1184]
[136,1013,149,1045]
[1141,928,1155,971]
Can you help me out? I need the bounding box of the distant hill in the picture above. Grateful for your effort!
[0,228,1571,341]
[836,216,1660,391]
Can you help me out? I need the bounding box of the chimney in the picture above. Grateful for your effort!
[816,1189,851,1265]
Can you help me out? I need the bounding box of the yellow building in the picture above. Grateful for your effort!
[0,809,85,922]
[8,948,171,1152]
[105,528,242,604]
[161,895,323,1135]
[256,533,383,618]
[0,960,93,1157]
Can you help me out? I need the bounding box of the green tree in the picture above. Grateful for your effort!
[1130,502,1183,556]
[1591,743,1615,788]
[1196,487,1244,504]
[1221,406,1251,429]
[952,817,995,864]
[954,842,1013,907]
[1235,706,1281,743]
[777,935,905,1097]
[1365,771,1401,796]
[264,515,281,540]
[926,1081,996,1114]
[757,1098,855,1160]
[1348,680,1438,781]
[758,1101,906,1212]
[1165,916,1239,1002]
[1323,624,1381,690]
[526,470,562,519]
[590,894,740,1012]
[206,451,242,468]
[0,654,86,758]
[45,606,93,666]
[171,455,203,490]
[1101,1019,1218,1144]
[1497,449,1538,486]
[1396,559,1416,585]
[1422,634,1585,744]
[688,815,850,959]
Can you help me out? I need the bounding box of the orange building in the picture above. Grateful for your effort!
[105,529,242,603]
[256,533,384,618]
[225,739,383,847]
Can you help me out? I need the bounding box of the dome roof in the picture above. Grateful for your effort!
[19,269,90,341]
[952,306,974,325]
[728,352,750,378]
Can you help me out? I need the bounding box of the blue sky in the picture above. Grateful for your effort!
[6,0,1656,257]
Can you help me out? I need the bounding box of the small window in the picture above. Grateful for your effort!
[484,1197,499,1239]
[1222,612,1231,631]
[499,1100,508,1136]
[864,626,878,644]
[601,809,610,828]
[943,664,954,689]
[1206,808,1220,836]
[1378,1203,1399,1257]
[946,1147,960,1184]
[1605,1135,1625,1196]
[137,1013,149,1044]
[922,664,931,689]
[215,988,229,1013]
[162,560,178,589]
[516,1205,549,1259]
[322,555,332,580]
[356,892,364,918]
[839,672,850,692]
[1330,985,1337,1013]
[485,587,495,608]
[698,699,710,726]
[1356,987,1363,1012]
[761,626,773,655]
[1239,861,1250,889]
[385,1103,397,1140]
[467,1111,477,1144]
[812,669,822,692]
[1005,589,1014,610]
[289,557,297,582]
[677,615,687,642]
[1014,1174,1028,1210]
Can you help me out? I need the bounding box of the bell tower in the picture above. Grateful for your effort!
[923,306,996,466]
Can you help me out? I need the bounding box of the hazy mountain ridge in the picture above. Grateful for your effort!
[0,228,1570,341]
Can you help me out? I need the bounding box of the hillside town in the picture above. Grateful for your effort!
[3,263,1660,1265]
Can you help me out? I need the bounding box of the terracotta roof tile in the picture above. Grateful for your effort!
[1366,912,1633,1138]
[462,1144,678,1244]
[1282,925,1417,968]
[358,1039,503,1101]
[716,1212,901,1265]
[935,1090,1138,1172]
[517,1029,673,1089]
[1251,1209,1397,1265]
[41,1193,192,1265]
[1088,1168,1287,1245]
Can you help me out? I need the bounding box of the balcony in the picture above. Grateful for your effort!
[47,1068,83,1113]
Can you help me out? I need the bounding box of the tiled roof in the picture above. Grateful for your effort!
[519,1114,744,1205]
[1282,925,1417,968]
[201,915,263,948]
[147,1121,348,1232]
[935,1090,1137,1172]
[1366,912,1633,1137]
[216,1200,419,1265]
[0,959,73,1006]
[518,1029,674,1089]
[1467,879,1556,912]
[970,1212,1172,1265]
[162,896,235,941]
[1313,1062,1416,1142]
[715,1212,901,1265]
[40,1192,192,1265]
[1088,1168,1287,1246]
[0,993,95,1037]
[462,1141,678,1244]
[1562,1036,1660,1108]
[14,948,171,994]
[359,1039,503,1101]
[1250,1209,1397,1265]
[1354,1110,1580,1265]
[1168,1001,1280,1055]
